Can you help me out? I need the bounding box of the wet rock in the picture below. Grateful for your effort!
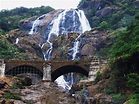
[1,99,14,104]
[95,7,113,17]
[88,79,110,97]
[51,49,61,60]
[7,29,44,60]
[14,100,26,104]
[0,100,5,104]
[81,44,94,59]
[93,93,112,104]
[87,78,114,104]
[20,76,32,86]
[0,81,7,89]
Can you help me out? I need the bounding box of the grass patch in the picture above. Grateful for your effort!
[3,92,21,100]
[127,94,139,104]
[112,93,127,104]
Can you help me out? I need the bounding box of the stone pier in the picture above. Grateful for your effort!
[0,59,5,77]
[43,63,51,81]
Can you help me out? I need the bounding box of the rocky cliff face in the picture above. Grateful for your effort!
[78,0,139,29]
[7,29,109,60]
[7,9,110,60]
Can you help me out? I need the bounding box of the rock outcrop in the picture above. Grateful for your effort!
[7,28,110,60]
[0,77,79,104]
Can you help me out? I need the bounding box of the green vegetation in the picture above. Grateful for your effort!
[124,94,139,104]
[19,77,32,86]
[112,93,127,104]
[94,13,139,103]
[108,14,139,102]
[0,6,54,59]
[0,1,138,103]
[110,15,139,58]
[0,34,19,59]
[0,6,54,33]
[78,0,139,30]
[3,92,21,100]
[10,84,21,89]
[0,33,32,59]
[127,73,139,93]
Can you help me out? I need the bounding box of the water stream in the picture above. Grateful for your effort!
[29,9,91,91]
[15,38,19,44]
[29,15,45,34]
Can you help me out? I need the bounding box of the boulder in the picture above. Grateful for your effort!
[0,81,7,89]
[20,76,32,86]
[81,44,94,59]
[95,7,113,17]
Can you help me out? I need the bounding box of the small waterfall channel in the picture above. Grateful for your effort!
[15,38,19,44]
[29,9,91,91]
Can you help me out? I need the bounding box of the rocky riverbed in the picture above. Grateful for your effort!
[0,77,80,104]
[0,75,127,104]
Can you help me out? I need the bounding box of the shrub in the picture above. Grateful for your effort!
[127,73,139,93]
[10,84,21,89]
[127,94,139,104]
[3,92,21,100]
[99,21,108,30]
[112,93,127,104]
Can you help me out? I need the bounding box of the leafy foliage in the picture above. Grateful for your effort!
[108,14,139,94]
[0,6,54,33]
[127,73,139,93]
[99,21,108,30]
[78,0,139,30]
[0,35,18,59]
[3,92,21,100]
[110,15,139,58]
[127,94,139,104]
[112,93,127,104]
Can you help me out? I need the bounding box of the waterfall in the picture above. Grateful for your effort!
[29,15,45,34]
[69,10,91,87]
[29,9,91,91]
[41,9,91,60]
[54,9,91,91]
[15,38,19,44]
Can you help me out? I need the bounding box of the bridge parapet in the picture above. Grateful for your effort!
[51,60,90,73]
[2,59,107,82]
[4,60,45,73]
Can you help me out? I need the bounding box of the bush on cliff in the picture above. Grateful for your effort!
[108,14,139,100]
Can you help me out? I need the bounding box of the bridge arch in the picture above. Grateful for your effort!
[5,65,43,78]
[51,65,89,82]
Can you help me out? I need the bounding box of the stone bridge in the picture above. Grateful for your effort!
[0,59,107,81]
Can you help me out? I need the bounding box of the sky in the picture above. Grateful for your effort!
[0,0,81,11]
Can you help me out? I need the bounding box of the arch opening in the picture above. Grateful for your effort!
[5,65,43,84]
[51,65,88,82]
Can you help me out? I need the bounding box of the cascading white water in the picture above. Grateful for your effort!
[70,10,91,87]
[29,18,40,34]
[54,9,91,91]
[15,38,19,44]
[29,9,91,91]
[41,10,68,60]
[29,15,45,34]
